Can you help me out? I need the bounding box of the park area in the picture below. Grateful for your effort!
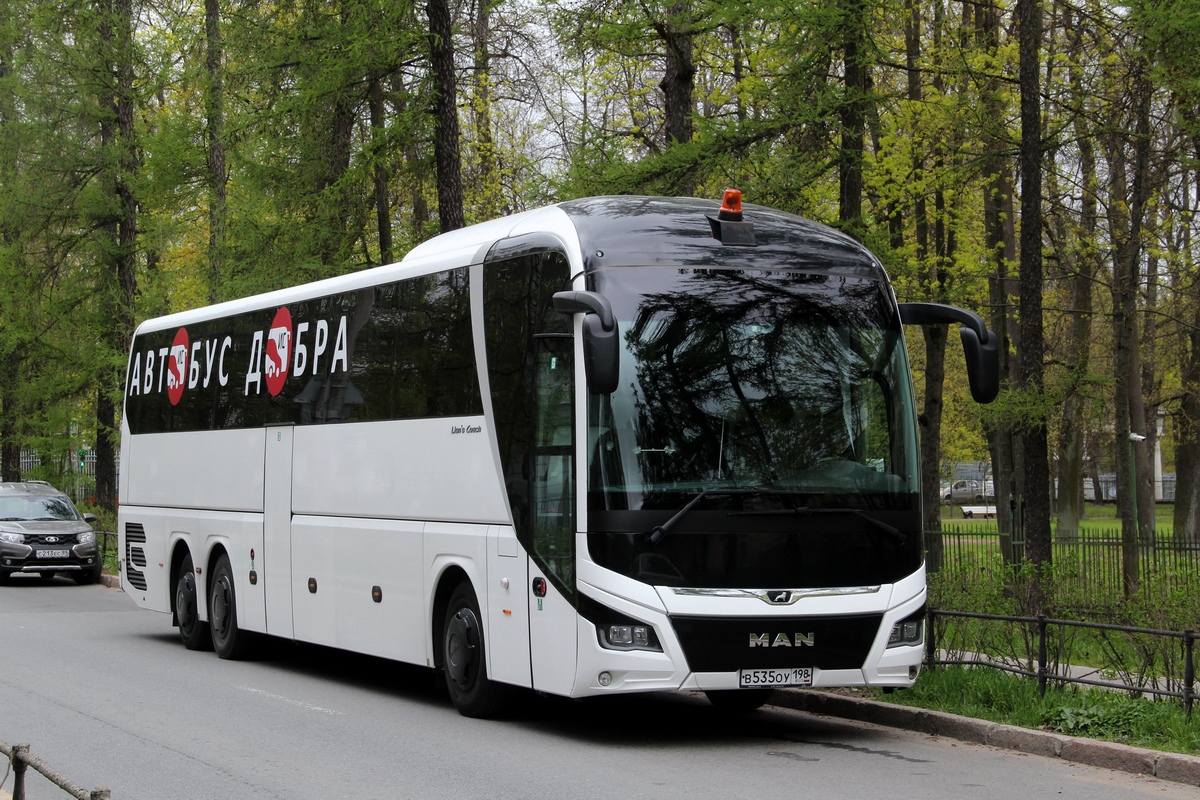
[916,502,1200,753]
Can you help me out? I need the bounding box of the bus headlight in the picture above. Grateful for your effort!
[579,594,663,652]
[600,623,660,651]
[887,612,924,648]
[604,624,654,648]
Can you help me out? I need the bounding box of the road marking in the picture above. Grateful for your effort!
[238,686,342,715]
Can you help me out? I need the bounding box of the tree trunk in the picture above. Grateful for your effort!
[657,1,695,194]
[920,326,949,572]
[1053,10,1097,540]
[1,381,18,482]
[1173,137,1200,545]
[426,0,465,232]
[471,0,502,219]
[838,0,866,233]
[1016,0,1051,577]
[977,0,1018,558]
[1106,67,1154,594]
[369,73,394,265]
[1176,319,1200,544]
[96,0,139,513]
[205,0,226,301]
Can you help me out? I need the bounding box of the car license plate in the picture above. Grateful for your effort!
[739,667,813,687]
[36,549,70,559]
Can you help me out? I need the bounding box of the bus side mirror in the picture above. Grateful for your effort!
[898,302,1000,404]
[552,291,620,394]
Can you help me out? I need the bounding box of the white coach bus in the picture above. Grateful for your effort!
[118,192,998,716]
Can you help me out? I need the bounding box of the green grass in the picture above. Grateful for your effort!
[857,666,1200,755]
[939,501,1177,534]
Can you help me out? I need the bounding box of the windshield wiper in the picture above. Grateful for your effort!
[731,506,906,544]
[647,488,794,545]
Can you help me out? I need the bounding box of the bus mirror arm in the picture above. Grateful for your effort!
[552,291,614,331]
[553,291,620,394]
[898,302,1000,404]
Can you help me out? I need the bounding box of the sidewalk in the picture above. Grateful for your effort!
[774,688,1200,787]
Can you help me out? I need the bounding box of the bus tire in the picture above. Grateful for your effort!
[208,552,250,659]
[704,689,773,712]
[442,581,514,718]
[175,553,211,651]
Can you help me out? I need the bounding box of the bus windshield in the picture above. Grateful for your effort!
[585,267,923,588]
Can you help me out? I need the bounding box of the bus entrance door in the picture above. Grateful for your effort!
[264,424,294,638]
[527,336,578,695]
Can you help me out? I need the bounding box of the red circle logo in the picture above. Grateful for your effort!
[265,307,293,397]
[167,328,189,406]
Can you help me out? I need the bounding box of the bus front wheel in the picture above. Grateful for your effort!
[442,582,514,718]
[209,553,250,659]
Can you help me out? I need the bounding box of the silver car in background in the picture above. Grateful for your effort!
[0,481,101,584]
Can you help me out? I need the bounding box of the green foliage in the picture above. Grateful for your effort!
[1043,694,1150,738]
[0,0,1198,529]
[880,667,1200,754]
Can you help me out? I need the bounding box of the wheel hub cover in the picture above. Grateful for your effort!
[177,576,195,627]
[213,577,232,632]
[446,609,478,687]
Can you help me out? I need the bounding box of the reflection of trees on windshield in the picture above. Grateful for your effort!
[0,497,78,520]
[596,270,910,501]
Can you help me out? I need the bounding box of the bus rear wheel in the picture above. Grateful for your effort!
[442,582,514,718]
[175,553,211,651]
[209,552,251,659]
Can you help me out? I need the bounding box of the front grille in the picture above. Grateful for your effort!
[28,533,80,545]
[669,613,884,672]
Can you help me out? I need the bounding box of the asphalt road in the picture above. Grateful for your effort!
[1,576,1194,800]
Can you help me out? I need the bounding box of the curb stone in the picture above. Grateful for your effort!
[772,689,1200,787]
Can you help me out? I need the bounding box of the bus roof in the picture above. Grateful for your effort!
[133,196,884,335]
[557,196,883,277]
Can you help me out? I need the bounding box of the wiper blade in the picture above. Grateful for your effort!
[731,506,906,544]
[647,488,794,545]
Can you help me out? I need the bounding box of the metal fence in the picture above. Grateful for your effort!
[926,608,1197,717]
[1,740,110,799]
[934,526,1200,606]
[1,449,104,505]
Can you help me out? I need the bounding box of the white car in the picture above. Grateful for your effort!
[943,479,994,503]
